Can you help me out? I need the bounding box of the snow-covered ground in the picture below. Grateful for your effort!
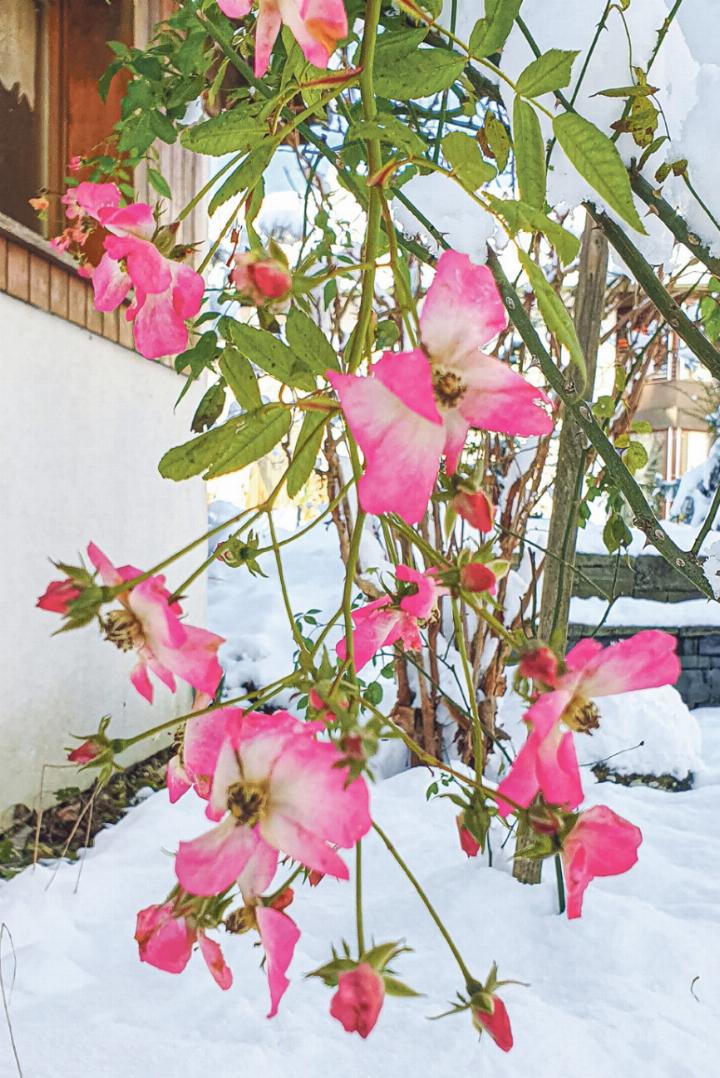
[1,710,718,1077]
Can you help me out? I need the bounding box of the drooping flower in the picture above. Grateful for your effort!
[37,578,81,614]
[472,992,513,1052]
[174,710,371,897]
[217,0,348,78]
[336,563,446,671]
[497,631,680,815]
[560,805,642,919]
[328,251,552,524]
[452,488,494,532]
[456,813,481,858]
[330,963,385,1038]
[230,252,292,304]
[87,542,224,704]
[135,901,232,989]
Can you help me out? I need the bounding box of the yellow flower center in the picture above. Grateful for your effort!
[432,367,466,408]
[103,608,145,652]
[224,906,258,935]
[226,781,269,826]
[562,695,601,733]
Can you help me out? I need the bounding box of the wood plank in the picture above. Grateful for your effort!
[50,265,69,319]
[6,244,30,302]
[0,237,7,292]
[68,274,87,326]
[85,289,104,335]
[29,254,51,310]
[118,308,135,349]
[102,308,120,343]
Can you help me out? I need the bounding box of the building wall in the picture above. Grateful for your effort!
[0,289,208,815]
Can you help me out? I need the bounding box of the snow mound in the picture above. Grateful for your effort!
[578,685,703,782]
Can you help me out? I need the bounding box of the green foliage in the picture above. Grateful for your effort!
[518,251,586,381]
[285,306,341,374]
[159,405,291,481]
[191,382,226,433]
[442,132,496,192]
[515,49,578,98]
[223,320,317,391]
[286,412,328,498]
[375,46,465,100]
[219,346,262,410]
[487,197,580,265]
[553,112,646,232]
[180,111,268,156]
[512,99,546,209]
[481,111,510,172]
[469,0,524,58]
[208,144,274,214]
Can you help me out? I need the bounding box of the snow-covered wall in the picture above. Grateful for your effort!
[0,292,208,817]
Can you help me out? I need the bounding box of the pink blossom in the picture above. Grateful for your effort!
[128,260,205,360]
[135,902,232,989]
[87,543,224,704]
[231,252,291,303]
[255,905,301,1016]
[67,740,102,765]
[68,155,83,174]
[217,0,348,78]
[328,251,552,524]
[459,562,497,594]
[561,805,642,919]
[497,631,681,816]
[330,963,385,1038]
[456,814,480,858]
[37,578,81,614]
[337,563,446,671]
[174,710,371,897]
[453,488,494,532]
[472,993,513,1052]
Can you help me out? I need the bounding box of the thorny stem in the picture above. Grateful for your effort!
[355,842,366,955]
[372,821,475,987]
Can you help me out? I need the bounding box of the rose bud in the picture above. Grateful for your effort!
[67,739,102,765]
[519,647,558,687]
[453,489,494,533]
[459,563,497,595]
[230,252,291,305]
[330,963,385,1039]
[456,813,480,858]
[471,991,513,1052]
[37,578,82,615]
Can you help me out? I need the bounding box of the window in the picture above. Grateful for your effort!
[0,0,133,237]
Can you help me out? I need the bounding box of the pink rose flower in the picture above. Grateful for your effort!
[37,578,81,615]
[561,805,642,919]
[330,963,385,1038]
[174,710,371,897]
[230,252,291,303]
[87,542,224,703]
[167,702,235,804]
[472,993,513,1052]
[135,902,232,990]
[329,251,553,524]
[497,630,681,816]
[337,563,446,671]
[217,0,348,77]
[453,488,494,532]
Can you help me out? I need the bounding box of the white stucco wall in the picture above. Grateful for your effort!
[0,292,210,815]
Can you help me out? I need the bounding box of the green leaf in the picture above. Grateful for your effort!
[347,115,427,157]
[603,512,632,554]
[513,98,546,209]
[286,411,328,498]
[224,321,316,391]
[191,382,226,433]
[518,250,586,381]
[553,112,645,232]
[516,49,578,98]
[631,419,653,435]
[469,0,523,58]
[147,167,172,198]
[592,394,615,419]
[364,681,383,706]
[150,111,177,145]
[442,131,496,192]
[209,144,274,214]
[487,196,580,265]
[483,111,510,172]
[625,440,648,472]
[375,49,465,101]
[382,976,422,999]
[285,306,340,374]
[158,406,291,481]
[180,111,267,156]
[219,346,262,409]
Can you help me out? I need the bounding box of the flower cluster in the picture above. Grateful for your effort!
[53,181,203,359]
[217,0,348,77]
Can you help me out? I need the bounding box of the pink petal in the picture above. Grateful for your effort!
[198,932,233,990]
[129,578,188,650]
[420,251,507,361]
[574,630,681,698]
[167,755,192,803]
[172,262,205,320]
[562,806,642,918]
[396,564,444,619]
[255,906,301,1018]
[153,623,224,698]
[236,838,279,901]
[92,253,131,312]
[254,3,283,77]
[535,725,583,810]
[337,601,403,671]
[175,817,259,896]
[147,655,177,694]
[328,363,444,524]
[130,660,154,703]
[101,201,156,240]
[458,353,553,437]
[131,287,191,359]
[184,708,234,793]
[373,351,442,424]
[86,542,124,587]
[441,408,471,475]
[267,737,371,849]
[73,181,121,221]
[104,234,172,295]
[135,903,193,974]
[217,0,253,14]
[259,812,351,879]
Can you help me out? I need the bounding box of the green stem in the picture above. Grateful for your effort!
[355,842,366,956]
[373,821,474,987]
[451,599,484,779]
[268,512,307,654]
[691,482,720,556]
[554,853,566,915]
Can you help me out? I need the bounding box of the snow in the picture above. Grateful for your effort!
[529,516,717,558]
[2,709,718,1076]
[703,540,720,600]
[394,172,498,264]
[570,595,720,628]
